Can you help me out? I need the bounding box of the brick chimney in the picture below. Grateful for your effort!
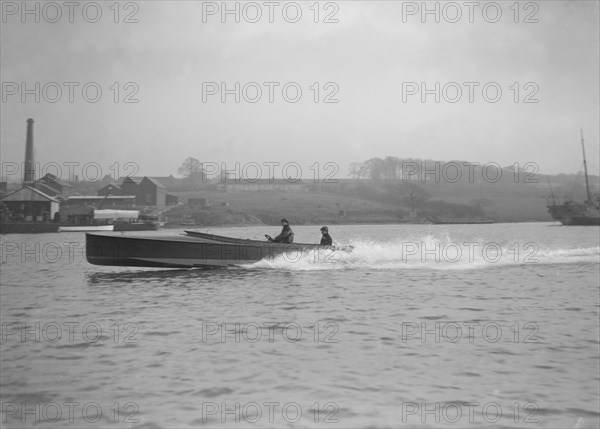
[23,118,35,184]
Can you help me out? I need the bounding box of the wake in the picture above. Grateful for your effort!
[248,235,600,271]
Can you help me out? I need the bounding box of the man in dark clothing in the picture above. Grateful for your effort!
[320,226,333,246]
[270,218,294,243]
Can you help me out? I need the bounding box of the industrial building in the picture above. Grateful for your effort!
[1,119,178,234]
[1,186,60,221]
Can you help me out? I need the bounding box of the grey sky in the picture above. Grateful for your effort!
[1,0,599,180]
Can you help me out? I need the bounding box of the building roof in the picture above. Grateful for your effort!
[222,179,308,185]
[67,195,136,200]
[98,182,122,191]
[33,182,64,195]
[151,175,181,187]
[151,175,176,181]
[141,177,166,189]
[1,185,60,203]
[38,173,73,188]
[121,177,142,185]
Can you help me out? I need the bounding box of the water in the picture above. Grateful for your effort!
[1,223,598,428]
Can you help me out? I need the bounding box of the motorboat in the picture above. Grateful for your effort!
[86,231,353,269]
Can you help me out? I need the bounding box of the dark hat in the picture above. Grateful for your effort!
[280,218,289,223]
[320,226,328,232]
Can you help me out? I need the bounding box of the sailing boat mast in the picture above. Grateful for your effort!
[581,129,592,203]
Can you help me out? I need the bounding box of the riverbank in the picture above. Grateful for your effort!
[163,189,553,228]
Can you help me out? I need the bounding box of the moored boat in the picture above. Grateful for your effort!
[546,131,600,226]
[59,224,114,232]
[0,222,59,234]
[546,201,600,225]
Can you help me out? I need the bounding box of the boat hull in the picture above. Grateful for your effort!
[0,222,59,234]
[86,233,335,269]
[553,216,600,226]
[59,225,114,232]
[547,203,600,226]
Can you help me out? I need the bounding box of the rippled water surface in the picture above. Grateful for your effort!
[1,223,599,428]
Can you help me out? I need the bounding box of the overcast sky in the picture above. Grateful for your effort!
[1,0,599,181]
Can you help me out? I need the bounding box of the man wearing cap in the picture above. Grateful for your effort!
[320,226,332,246]
[270,218,294,243]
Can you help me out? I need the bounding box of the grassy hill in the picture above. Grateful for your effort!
[422,181,550,222]
[164,190,415,227]
[164,179,555,227]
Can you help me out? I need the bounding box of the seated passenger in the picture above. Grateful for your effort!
[320,226,332,246]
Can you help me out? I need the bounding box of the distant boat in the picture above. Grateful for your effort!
[0,208,160,234]
[546,131,600,226]
[0,222,59,234]
[58,224,113,232]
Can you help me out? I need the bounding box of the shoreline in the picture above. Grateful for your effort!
[161,219,555,229]
[0,219,559,235]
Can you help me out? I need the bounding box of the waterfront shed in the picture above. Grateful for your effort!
[0,186,59,221]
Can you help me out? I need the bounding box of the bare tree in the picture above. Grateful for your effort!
[365,157,384,181]
[348,162,361,179]
[382,156,399,180]
[177,157,206,186]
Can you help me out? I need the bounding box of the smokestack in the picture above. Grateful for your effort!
[24,118,35,184]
